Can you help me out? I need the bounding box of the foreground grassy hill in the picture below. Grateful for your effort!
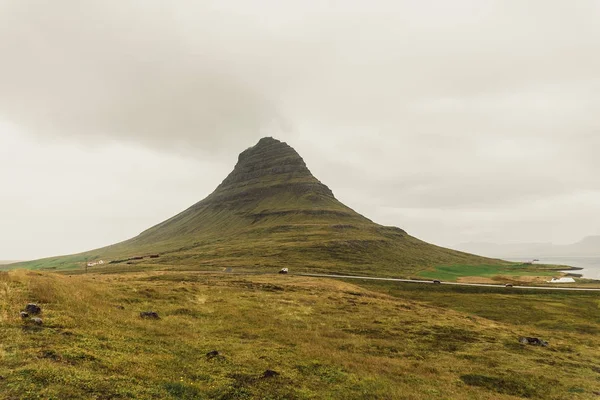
[1,270,599,399]
[13,137,499,276]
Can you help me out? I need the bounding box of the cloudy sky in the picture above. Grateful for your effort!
[1,0,599,260]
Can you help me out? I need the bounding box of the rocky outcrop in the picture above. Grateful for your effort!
[25,303,41,315]
[200,137,335,208]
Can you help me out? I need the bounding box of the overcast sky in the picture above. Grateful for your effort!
[1,0,599,260]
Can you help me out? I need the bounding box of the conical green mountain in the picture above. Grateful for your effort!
[18,137,496,275]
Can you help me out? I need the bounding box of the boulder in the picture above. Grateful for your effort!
[20,311,29,319]
[31,317,43,326]
[25,303,41,315]
[519,337,548,346]
[262,369,279,378]
[140,311,160,319]
[206,350,219,359]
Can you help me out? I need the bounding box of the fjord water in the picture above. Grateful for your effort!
[508,256,600,279]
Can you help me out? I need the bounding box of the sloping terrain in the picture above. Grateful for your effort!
[1,270,598,399]
[14,137,497,276]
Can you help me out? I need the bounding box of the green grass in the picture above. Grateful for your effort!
[418,263,562,281]
[1,269,599,399]
[350,279,600,334]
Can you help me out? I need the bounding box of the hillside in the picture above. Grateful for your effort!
[455,236,600,258]
[1,270,599,399]
[14,137,497,276]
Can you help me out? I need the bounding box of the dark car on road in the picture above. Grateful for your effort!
[433,280,441,284]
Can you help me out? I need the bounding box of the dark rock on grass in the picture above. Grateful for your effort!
[20,311,29,319]
[205,350,227,361]
[140,311,160,319]
[116,305,125,310]
[31,317,43,326]
[262,369,280,378]
[206,350,220,359]
[39,349,60,361]
[519,337,548,346]
[25,303,41,315]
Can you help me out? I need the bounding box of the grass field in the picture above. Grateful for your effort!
[1,269,599,399]
[417,263,568,282]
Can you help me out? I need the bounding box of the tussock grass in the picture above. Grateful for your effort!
[1,270,599,399]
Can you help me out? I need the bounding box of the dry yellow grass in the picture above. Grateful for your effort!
[1,270,599,399]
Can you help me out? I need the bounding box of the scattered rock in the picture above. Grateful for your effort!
[39,349,60,360]
[31,317,43,326]
[20,311,29,319]
[25,303,41,315]
[519,337,548,347]
[0,375,5,380]
[206,350,220,359]
[117,305,125,310]
[140,311,160,319]
[262,369,279,378]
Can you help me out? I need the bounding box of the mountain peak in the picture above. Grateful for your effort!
[200,137,334,210]
[237,136,300,165]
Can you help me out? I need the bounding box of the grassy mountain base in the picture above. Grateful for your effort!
[1,270,599,399]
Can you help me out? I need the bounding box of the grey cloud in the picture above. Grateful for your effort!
[0,0,599,258]
[0,1,281,152]
[2,1,599,151]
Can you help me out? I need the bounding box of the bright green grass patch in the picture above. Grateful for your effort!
[419,264,559,281]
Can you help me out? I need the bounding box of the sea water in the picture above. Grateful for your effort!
[506,257,600,280]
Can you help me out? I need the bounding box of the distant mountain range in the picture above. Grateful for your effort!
[454,236,600,258]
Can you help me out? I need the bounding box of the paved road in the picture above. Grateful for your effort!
[297,273,600,292]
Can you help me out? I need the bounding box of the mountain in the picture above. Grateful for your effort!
[15,137,496,275]
[455,236,600,258]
